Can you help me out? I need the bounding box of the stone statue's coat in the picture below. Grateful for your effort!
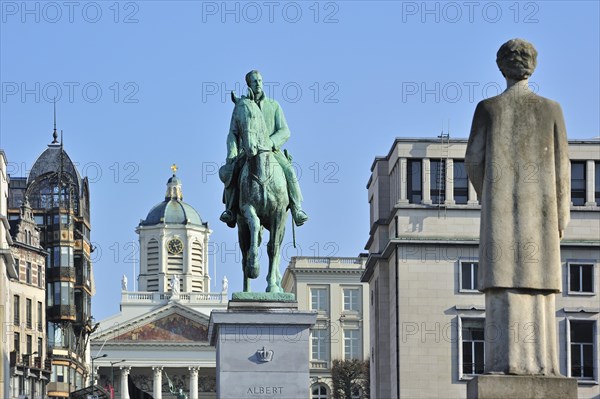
[465,86,570,293]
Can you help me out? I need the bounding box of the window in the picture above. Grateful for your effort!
[343,288,360,312]
[571,162,586,206]
[569,263,594,294]
[311,288,329,312]
[14,332,20,354]
[460,261,479,292]
[49,246,73,267]
[26,262,31,284]
[461,318,485,376]
[569,320,595,380]
[26,334,32,355]
[344,329,361,360]
[407,159,422,204]
[37,302,43,331]
[37,338,43,358]
[34,215,44,225]
[453,160,469,204]
[311,328,329,361]
[596,162,600,205]
[37,265,43,287]
[430,160,445,205]
[13,295,20,325]
[312,384,328,399]
[26,299,32,329]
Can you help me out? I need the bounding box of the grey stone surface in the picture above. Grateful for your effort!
[231,291,295,302]
[209,307,316,398]
[465,38,570,375]
[467,375,578,399]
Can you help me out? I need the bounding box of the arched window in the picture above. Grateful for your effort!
[311,384,328,399]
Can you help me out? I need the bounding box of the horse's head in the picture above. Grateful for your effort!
[231,89,269,158]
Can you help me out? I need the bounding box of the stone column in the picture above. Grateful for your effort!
[585,160,596,206]
[189,367,200,399]
[398,158,409,204]
[120,366,131,399]
[152,366,163,399]
[422,158,431,204]
[445,158,455,204]
[467,179,478,205]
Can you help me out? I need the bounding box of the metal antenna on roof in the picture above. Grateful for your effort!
[52,98,59,144]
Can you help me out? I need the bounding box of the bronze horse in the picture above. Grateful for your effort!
[231,89,288,293]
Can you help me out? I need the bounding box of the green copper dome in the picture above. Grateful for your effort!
[140,174,203,226]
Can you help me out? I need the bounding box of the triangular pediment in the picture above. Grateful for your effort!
[93,302,211,343]
[115,313,208,342]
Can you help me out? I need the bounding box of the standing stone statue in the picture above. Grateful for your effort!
[219,70,308,228]
[465,39,570,375]
[170,274,180,296]
[222,275,228,292]
[121,274,128,291]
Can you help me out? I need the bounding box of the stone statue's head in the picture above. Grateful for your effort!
[496,39,537,80]
[245,70,263,97]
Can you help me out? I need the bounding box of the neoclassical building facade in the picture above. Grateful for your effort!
[363,138,600,399]
[90,171,227,399]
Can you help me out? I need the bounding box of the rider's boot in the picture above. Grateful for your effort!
[291,206,308,226]
[220,210,237,228]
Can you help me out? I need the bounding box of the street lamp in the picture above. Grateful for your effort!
[110,359,126,398]
[91,353,107,396]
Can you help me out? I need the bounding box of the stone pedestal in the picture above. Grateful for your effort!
[467,375,578,399]
[208,299,317,399]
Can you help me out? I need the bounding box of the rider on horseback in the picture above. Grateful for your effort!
[220,70,309,228]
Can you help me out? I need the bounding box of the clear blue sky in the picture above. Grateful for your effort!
[1,1,598,320]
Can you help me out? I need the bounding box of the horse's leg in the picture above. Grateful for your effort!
[237,214,251,292]
[266,208,287,293]
[241,205,261,279]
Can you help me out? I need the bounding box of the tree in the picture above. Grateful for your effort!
[331,359,369,399]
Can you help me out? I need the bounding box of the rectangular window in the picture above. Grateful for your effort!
[34,215,44,225]
[13,295,20,325]
[343,288,360,312]
[462,318,485,376]
[460,261,479,291]
[407,159,422,204]
[26,334,32,355]
[37,302,43,331]
[37,338,43,358]
[14,332,20,354]
[571,162,586,206]
[60,282,72,306]
[569,263,594,294]
[453,161,469,204]
[596,162,600,206]
[344,329,361,360]
[26,299,32,329]
[430,160,445,205]
[26,262,31,284]
[311,328,329,361]
[569,320,595,380]
[311,288,329,312]
[37,265,43,287]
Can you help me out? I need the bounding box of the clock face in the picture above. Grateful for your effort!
[167,238,184,255]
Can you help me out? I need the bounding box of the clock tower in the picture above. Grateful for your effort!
[136,168,211,293]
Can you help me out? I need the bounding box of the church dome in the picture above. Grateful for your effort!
[140,172,204,226]
[28,143,82,187]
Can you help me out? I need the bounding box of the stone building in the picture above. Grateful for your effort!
[8,130,95,398]
[1,150,19,398]
[8,197,51,398]
[282,256,370,398]
[90,171,227,399]
[363,138,600,399]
